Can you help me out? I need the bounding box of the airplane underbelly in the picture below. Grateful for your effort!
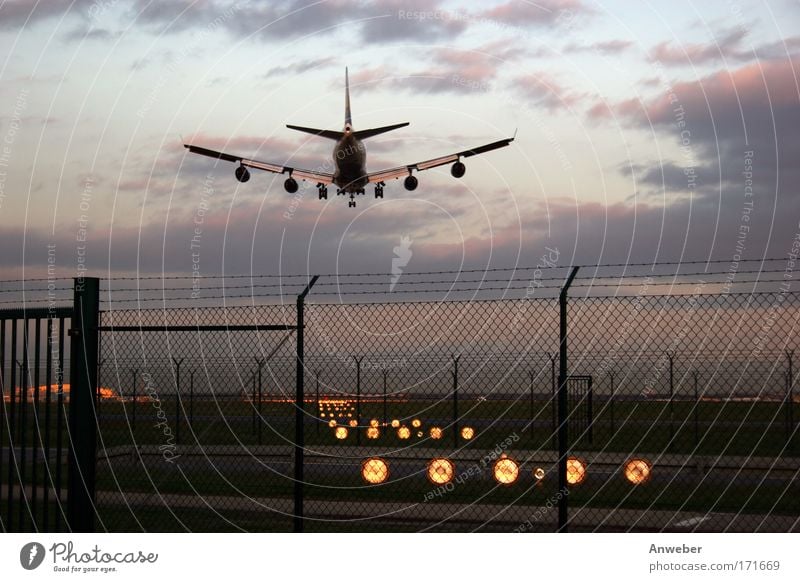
[334,137,367,190]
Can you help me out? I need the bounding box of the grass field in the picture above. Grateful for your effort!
[3,397,798,531]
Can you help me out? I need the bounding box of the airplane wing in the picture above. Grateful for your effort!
[183,144,334,184]
[365,136,515,184]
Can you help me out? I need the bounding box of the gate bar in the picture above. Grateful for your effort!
[97,324,298,332]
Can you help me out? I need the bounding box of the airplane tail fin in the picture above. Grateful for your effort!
[345,67,352,127]
[286,125,344,140]
[353,122,410,140]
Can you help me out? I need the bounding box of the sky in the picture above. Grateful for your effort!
[0,0,799,282]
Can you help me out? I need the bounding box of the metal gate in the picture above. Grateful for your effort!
[567,375,594,445]
[1,307,72,531]
[1,277,100,533]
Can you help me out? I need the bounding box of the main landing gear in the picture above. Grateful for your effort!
[317,183,328,200]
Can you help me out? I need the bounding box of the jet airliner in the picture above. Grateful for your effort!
[184,69,515,207]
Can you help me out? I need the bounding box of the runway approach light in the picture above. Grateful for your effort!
[566,457,586,485]
[460,426,475,440]
[367,427,380,439]
[429,427,443,439]
[493,454,519,485]
[362,458,389,484]
[335,426,348,440]
[624,459,651,485]
[427,458,455,485]
[398,426,411,439]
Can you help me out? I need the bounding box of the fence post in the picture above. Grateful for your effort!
[294,275,318,533]
[172,357,183,446]
[557,266,579,533]
[452,355,460,447]
[354,356,363,445]
[587,376,594,445]
[315,370,321,436]
[609,371,615,436]
[693,370,699,446]
[256,358,264,445]
[189,370,194,427]
[131,369,137,432]
[787,351,794,444]
[382,370,388,428]
[667,352,674,449]
[67,276,99,533]
[550,353,556,449]
[529,370,535,441]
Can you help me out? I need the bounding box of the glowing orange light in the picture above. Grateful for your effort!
[328,419,337,428]
[493,455,519,485]
[367,427,380,439]
[624,459,651,485]
[417,431,423,438]
[348,419,358,427]
[335,426,348,440]
[362,458,389,484]
[566,457,586,485]
[427,458,455,485]
[397,426,411,439]
[390,419,400,428]
[429,427,443,440]
[533,467,546,481]
[411,418,421,428]
[369,419,379,428]
[460,426,474,440]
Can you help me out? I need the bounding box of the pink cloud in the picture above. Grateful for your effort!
[481,0,590,25]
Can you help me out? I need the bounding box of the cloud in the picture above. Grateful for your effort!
[123,0,468,45]
[564,39,633,55]
[649,27,749,66]
[359,0,468,44]
[264,57,337,78]
[649,29,800,68]
[349,42,524,95]
[479,0,591,26]
[512,73,590,112]
[0,0,95,29]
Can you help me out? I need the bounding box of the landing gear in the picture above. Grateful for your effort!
[317,183,328,200]
[374,182,384,199]
[340,188,365,208]
[404,175,418,191]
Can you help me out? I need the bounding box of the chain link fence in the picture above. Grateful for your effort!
[92,281,799,532]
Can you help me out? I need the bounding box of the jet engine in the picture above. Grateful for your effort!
[284,177,299,193]
[404,175,418,191]
[235,166,250,183]
[451,161,466,178]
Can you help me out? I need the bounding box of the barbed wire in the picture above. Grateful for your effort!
[0,257,790,285]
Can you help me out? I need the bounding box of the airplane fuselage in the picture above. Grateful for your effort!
[333,131,367,192]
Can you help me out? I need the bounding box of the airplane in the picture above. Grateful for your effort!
[184,68,515,208]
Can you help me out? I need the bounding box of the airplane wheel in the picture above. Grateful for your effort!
[349,200,356,208]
